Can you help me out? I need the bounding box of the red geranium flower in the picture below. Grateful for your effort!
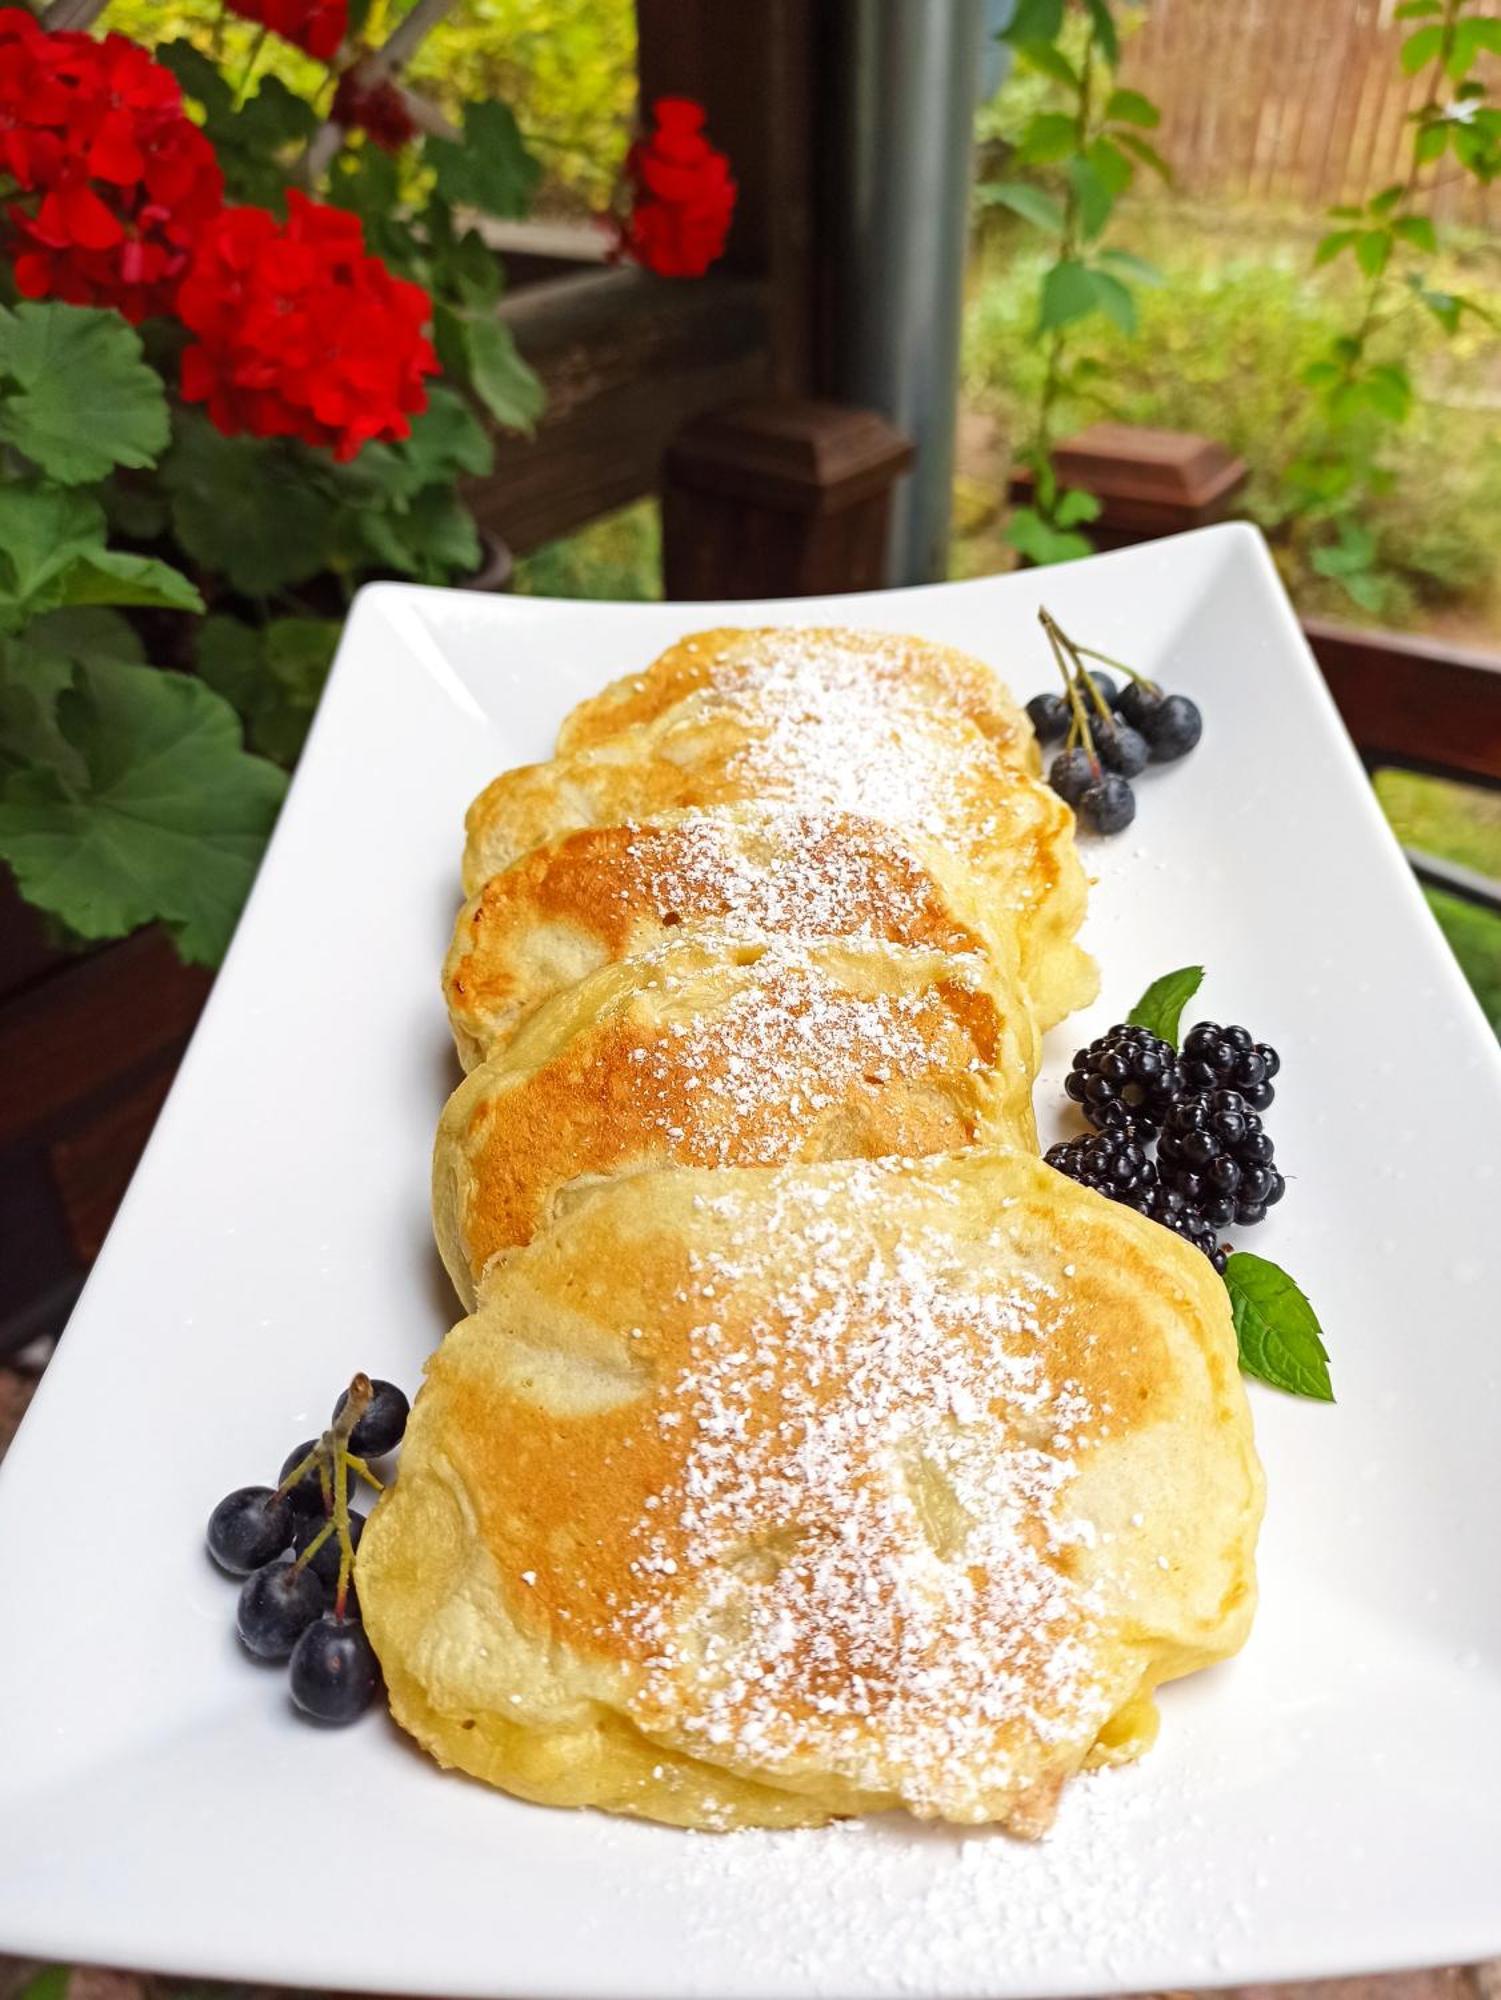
[226,0,347,64]
[618,97,736,279]
[330,69,417,154]
[176,190,437,461]
[0,11,223,322]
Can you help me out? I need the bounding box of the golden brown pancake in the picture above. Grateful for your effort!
[442,803,1010,1070]
[462,666,1095,1032]
[432,935,1037,1304]
[360,1150,1264,1832]
[555,626,1040,773]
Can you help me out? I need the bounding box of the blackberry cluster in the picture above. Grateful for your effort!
[1157,1088,1285,1230]
[1179,1021,1280,1110]
[1047,1016,1287,1272]
[1064,1024,1182,1139]
[1044,1127,1157,1206]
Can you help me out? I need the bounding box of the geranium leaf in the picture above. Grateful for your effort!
[0,303,169,484]
[0,485,108,628]
[0,657,286,963]
[162,417,331,597]
[458,313,544,434]
[429,102,540,220]
[50,549,203,615]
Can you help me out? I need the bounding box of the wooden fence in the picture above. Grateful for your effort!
[1120,0,1501,226]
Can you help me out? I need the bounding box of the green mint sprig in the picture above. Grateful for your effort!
[1126,963,1203,1045]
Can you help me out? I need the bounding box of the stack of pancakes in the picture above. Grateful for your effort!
[359,626,1264,1834]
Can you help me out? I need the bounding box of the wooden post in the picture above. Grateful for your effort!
[1008,423,1249,549]
[661,399,913,600]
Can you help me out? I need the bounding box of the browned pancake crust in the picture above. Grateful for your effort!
[555,626,1039,772]
[443,805,1000,1067]
[434,938,1036,1298]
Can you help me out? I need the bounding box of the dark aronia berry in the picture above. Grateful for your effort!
[1048,746,1096,807]
[1142,692,1202,763]
[1079,774,1136,836]
[1026,691,1070,743]
[1114,680,1160,730]
[237,1560,327,1661]
[279,1440,327,1517]
[1180,1021,1279,1109]
[1065,1024,1183,1140]
[1081,669,1119,706]
[334,1378,410,1458]
[1096,721,1149,778]
[289,1613,381,1724]
[293,1507,365,1588]
[207,1485,294,1576]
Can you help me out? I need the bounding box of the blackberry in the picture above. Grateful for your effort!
[1142,1185,1230,1274]
[1045,1127,1157,1206]
[1158,1089,1280,1229]
[1180,1021,1279,1110]
[1064,1024,1183,1138]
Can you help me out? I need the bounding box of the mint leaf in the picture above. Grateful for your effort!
[0,303,169,484]
[1225,1253,1334,1402]
[429,102,540,220]
[1126,964,1204,1045]
[0,658,286,963]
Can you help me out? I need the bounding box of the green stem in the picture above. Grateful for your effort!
[1028,28,1098,525]
[233,25,269,110]
[1040,607,1098,765]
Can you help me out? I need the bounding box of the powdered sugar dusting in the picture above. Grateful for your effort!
[609,1163,1110,1820]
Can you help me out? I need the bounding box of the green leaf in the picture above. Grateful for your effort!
[1413,118,1450,165]
[1393,212,1438,253]
[1005,504,1092,566]
[158,41,317,210]
[1126,964,1204,1045]
[1314,228,1358,267]
[1225,1253,1333,1401]
[47,548,202,615]
[354,384,495,499]
[30,605,144,665]
[1017,39,1081,89]
[436,227,505,313]
[1037,259,1101,331]
[978,179,1067,234]
[429,101,540,220]
[15,1969,70,2000]
[1105,86,1159,128]
[451,312,544,434]
[1016,111,1080,166]
[1068,155,1119,238]
[0,485,106,629]
[198,614,340,765]
[1400,22,1444,73]
[1090,266,1137,334]
[1362,361,1414,421]
[1367,181,1406,217]
[1416,283,1462,332]
[1097,247,1162,284]
[999,0,1064,44]
[1394,0,1441,15]
[0,657,287,963]
[0,303,169,484]
[1114,129,1171,180]
[1052,486,1102,527]
[1355,228,1392,277]
[162,417,331,597]
[1080,0,1120,65]
[1449,16,1501,76]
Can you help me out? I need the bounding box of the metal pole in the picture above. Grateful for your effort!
[822,0,988,585]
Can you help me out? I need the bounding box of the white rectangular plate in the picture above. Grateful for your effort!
[2,524,1499,1999]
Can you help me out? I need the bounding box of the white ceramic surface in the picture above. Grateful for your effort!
[1,524,1498,1999]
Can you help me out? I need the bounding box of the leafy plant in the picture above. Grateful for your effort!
[980,0,1167,563]
[0,302,287,965]
[1298,0,1501,611]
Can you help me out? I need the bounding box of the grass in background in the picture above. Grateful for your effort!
[512,500,660,599]
[961,210,1501,632]
[1373,770,1501,1031]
